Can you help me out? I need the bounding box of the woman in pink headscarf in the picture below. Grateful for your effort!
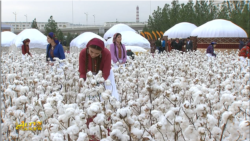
[110,33,127,68]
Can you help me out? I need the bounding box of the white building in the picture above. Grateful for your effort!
[2,22,71,30]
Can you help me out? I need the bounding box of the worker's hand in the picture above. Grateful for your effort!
[50,62,54,66]
[30,54,33,57]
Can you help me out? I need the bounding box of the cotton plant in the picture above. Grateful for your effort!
[1,50,250,141]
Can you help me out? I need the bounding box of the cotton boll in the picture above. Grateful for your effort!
[50,133,64,141]
[221,111,233,124]
[101,91,110,101]
[77,132,89,141]
[87,102,102,117]
[206,114,217,130]
[117,107,131,119]
[183,125,198,140]
[93,113,106,125]
[67,124,80,135]
[105,79,111,86]
[239,120,250,139]
[211,126,221,139]
[44,103,56,117]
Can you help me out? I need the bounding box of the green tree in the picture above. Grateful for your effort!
[44,16,60,36]
[217,1,230,20]
[31,18,38,29]
[57,30,64,42]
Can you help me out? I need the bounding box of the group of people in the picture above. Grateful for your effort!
[21,32,131,101]
[153,37,194,53]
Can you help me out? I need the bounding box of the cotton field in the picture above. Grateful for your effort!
[1,50,250,141]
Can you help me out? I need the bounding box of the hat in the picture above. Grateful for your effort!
[211,42,217,45]
[86,38,105,50]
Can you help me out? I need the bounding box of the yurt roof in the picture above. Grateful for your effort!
[107,31,150,49]
[1,31,16,47]
[103,24,136,40]
[12,28,48,49]
[190,19,248,38]
[126,46,147,53]
[163,22,197,39]
[70,32,107,49]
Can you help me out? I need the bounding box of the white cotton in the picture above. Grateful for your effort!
[67,124,80,135]
[221,111,232,124]
[196,104,207,116]
[87,102,102,117]
[206,114,217,129]
[50,133,64,141]
[44,103,56,117]
[93,113,106,125]
[101,91,110,101]
[239,121,250,139]
[151,110,163,119]
[211,126,221,139]
[77,132,88,141]
[117,107,131,118]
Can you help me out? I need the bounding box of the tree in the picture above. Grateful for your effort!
[31,18,38,29]
[57,30,64,42]
[44,16,60,36]
[217,1,230,20]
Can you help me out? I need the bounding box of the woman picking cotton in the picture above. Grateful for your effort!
[46,32,65,66]
[79,38,119,101]
[21,38,32,60]
[110,33,127,68]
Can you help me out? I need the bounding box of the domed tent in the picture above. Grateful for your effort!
[190,19,248,49]
[103,24,136,40]
[70,32,107,53]
[1,31,17,52]
[107,31,150,49]
[11,29,48,53]
[163,22,197,39]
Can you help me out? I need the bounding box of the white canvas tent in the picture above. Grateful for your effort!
[163,22,197,39]
[103,24,136,40]
[70,32,107,53]
[107,31,150,49]
[190,19,247,38]
[12,29,48,50]
[1,31,16,47]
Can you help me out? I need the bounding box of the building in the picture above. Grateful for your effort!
[2,22,71,30]
[1,24,13,32]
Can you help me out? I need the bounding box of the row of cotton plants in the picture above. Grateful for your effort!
[1,50,250,141]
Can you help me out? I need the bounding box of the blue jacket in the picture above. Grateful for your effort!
[161,40,166,47]
[239,41,245,50]
[206,45,216,57]
[46,44,65,61]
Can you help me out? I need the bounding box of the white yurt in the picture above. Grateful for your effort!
[11,29,48,53]
[1,31,17,52]
[190,19,248,49]
[70,32,107,53]
[103,24,136,40]
[163,22,197,39]
[107,31,150,49]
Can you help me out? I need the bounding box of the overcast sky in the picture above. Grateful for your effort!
[2,0,195,25]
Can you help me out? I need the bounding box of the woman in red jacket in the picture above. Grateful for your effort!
[79,38,119,101]
[21,38,32,60]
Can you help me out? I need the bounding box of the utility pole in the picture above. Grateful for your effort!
[24,15,27,22]
[13,12,17,30]
[72,0,74,28]
[93,15,95,25]
[84,13,88,25]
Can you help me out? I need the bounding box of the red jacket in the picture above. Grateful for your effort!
[239,46,250,58]
[79,48,111,80]
[22,45,31,55]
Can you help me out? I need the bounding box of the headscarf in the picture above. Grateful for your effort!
[211,42,217,45]
[85,38,105,73]
[86,38,105,50]
[48,32,59,45]
[22,38,30,45]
